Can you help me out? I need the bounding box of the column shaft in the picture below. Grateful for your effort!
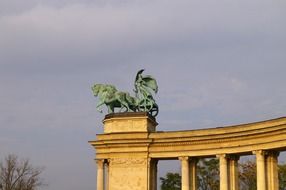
[96,159,104,190]
[217,155,228,190]
[254,150,266,190]
[189,158,197,190]
[180,157,190,190]
[151,160,158,190]
[266,151,279,190]
[229,156,239,190]
[105,161,109,190]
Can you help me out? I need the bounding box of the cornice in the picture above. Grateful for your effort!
[150,117,286,138]
[90,116,286,159]
[150,126,286,147]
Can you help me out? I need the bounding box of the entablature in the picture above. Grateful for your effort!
[89,116,286,159]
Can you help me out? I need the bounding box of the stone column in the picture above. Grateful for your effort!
[180,157,190,190]
[266,151,279,190]
[253,150,266,190]
[105,160,109,190]
[154,160,158,190]
[96,159,105,190]
[149,159,158,190]
[189,158,198,190]
[217,154,229,190]
[229,155,239,190]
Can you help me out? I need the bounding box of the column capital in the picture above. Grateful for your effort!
[188,157,198,164]
[153,159,159,166]
[216,154,227,159]
[105,158,111,164]
[148,158,158,163]
[266,150,280,157]
[95,159,105,169]
[253,150,266,156]
[228,154,240,161]
[179,156,189,161]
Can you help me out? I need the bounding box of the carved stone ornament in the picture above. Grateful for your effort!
[110,158,147,167]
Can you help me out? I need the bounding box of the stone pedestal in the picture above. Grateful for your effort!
[108,158,149,190]
[103,112,157,133]
[96,112,157,190]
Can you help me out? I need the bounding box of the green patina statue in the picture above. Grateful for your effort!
[91,69,159,117]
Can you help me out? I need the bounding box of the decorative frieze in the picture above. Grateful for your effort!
[109,158,148,167]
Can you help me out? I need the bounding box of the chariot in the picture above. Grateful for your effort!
[92,69,159,117]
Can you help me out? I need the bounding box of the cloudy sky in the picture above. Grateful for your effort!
[0,0,286,189]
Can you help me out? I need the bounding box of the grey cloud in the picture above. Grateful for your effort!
[0,0,98,16]
[1,1,286,189]
[1,0,285,70]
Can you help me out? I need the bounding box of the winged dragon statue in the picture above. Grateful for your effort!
[91,69,159,117]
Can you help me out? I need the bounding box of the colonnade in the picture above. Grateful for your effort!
[177,150,280,190]
[178,155,238,190]
[90,114,286,190]
[95,150,280,190]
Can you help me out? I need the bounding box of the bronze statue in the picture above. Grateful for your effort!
[92,69,159,117]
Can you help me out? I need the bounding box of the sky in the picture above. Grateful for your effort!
[0,0,286,189]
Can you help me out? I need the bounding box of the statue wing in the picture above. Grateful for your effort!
[135,69,145,82]
[134,69,158,95]
[141,75,158,94]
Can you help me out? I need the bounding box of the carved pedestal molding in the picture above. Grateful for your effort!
[103,112,158,133]
[266,151,280,190]
[217,154,229,190]
[96,159,105,190]
[253,150,267,190]
[179,157,190,190]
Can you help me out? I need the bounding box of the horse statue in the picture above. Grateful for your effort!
[91,70,159,117]
[92,84,137,113]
